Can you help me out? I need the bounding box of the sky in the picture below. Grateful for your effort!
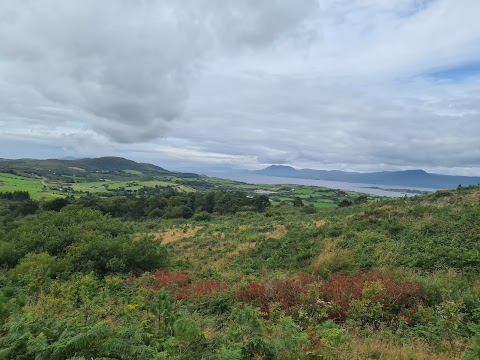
[1,0,480,175]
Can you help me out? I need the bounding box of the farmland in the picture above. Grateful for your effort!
[0,168,372,207]
[0,172,59,200]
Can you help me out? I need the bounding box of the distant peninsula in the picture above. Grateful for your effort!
[255,165,480,189]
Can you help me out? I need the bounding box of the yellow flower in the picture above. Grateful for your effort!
[127,303,138,311]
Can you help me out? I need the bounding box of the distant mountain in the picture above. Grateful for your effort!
[255,165,480,189]
[57,156,79,160]
[68,156,170,173]
[0,156,199,180]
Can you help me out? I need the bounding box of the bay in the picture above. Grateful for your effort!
[204,171,436,198]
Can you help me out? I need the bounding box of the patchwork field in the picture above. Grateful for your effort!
[69,178,195,194]
[0,169,372,208]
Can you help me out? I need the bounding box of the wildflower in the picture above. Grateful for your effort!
[127,303,138,311]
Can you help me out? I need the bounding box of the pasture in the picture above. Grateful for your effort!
[0,173,60,200]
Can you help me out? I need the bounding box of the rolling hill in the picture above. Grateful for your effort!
[0,156,199,181]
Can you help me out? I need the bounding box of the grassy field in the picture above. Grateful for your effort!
[123,169,143,176]
[69,178,195,194]
[0,172,196,198]
[0,173,60,200]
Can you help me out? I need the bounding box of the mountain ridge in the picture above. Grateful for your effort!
[255,165,480,189]
[0,156,200,180]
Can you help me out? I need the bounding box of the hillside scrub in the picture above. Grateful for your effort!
[1,186,480,358]
[0,206,167,275]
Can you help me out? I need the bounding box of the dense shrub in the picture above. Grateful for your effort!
[150,270,191,292]
[0,191,31,201]
[10,253,67,279]
[42,197,71,211]
[238,272,425,323]
[238,276,320,312]
[192,211,212,221]
[318,272,426,321]
[0,206,167,275]
[143,271,229,302]
[175,280,229,301]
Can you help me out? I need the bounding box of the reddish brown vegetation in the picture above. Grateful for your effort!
[319,272,425,320]
[142,271,229,301]
[150,270,191,292]
[238,276,320,311]
[238,272,425,321]
[142,270,425,323]
[175,279,229,300]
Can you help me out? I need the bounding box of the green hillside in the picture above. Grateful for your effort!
[0,156,199,182]
[1,183,480,359]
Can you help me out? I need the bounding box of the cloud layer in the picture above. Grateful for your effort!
[1,0,480,174]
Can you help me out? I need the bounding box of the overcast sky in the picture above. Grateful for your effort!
[1,0,480,174]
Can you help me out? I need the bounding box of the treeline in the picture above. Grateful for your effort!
[0,191,30,201]
[58,191,270,220]
[0,190,271,223]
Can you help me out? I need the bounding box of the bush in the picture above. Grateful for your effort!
[347,281,385,326]
[42,197,71,211]
[175,280,229,301]
[149,271,191,292]
[10,253,67,279]
[302,205,317,214]
[467,331,480,360]
[192,211,212,221]
[319,272,426,321]
[237,273,427,323]
[238,276,320,313]
[0,206,167,275]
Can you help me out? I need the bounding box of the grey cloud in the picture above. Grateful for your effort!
[0,0,318,142]
[173,66,480,171]
[2,0,480,174]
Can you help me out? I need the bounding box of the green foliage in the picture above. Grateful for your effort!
[10,252,67,279]
[252,195,271,212]
[338,198,354,207]
[316,320,350,348]
[0,282,25,325]
[0,206,167,275]
[436,298,465,350]
[192,211,212,221]
[42,197,71,211]
[292,197,304,207]
[270,316,308,359]
[347,281,385,326]
[225,305,273,358]
[466,331,480,360]
[0,191,31,201]
[217,345,243,360]
[302,204,317,214]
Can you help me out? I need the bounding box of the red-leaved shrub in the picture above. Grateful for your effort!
[175,280,229,300]
[140,271,230,301]
[238,276,321,312]
[150,271,191,291]
[318,272,425,320]
[238,272,425,321]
